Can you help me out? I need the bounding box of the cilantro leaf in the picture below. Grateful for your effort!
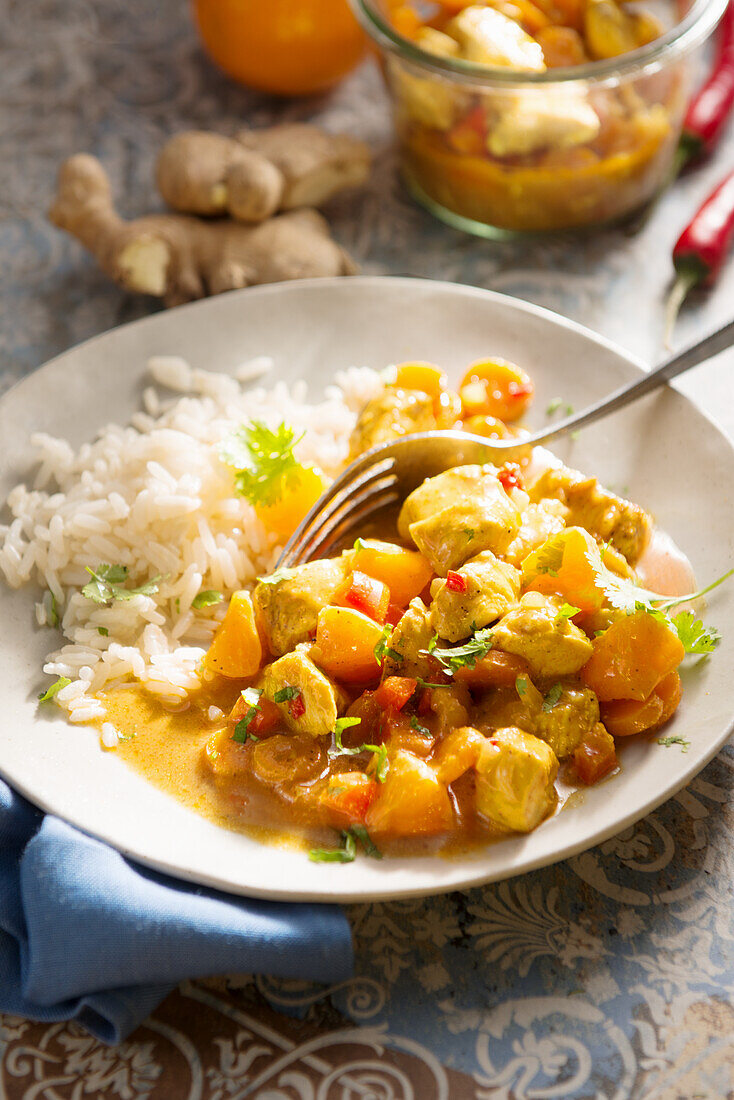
[410,715,432,738]
[219,421,306,508]
[45,591,60,628]
[97,626,109,636]
[353,537,368,550]
[374,624,402,666]
[329,718,389,782]
[542,683,564,712]
[256,568,292,587]
[546,397,564,416]
[38,676,70,702]
[309,831,357,863]
[273,685,300,703]
[658,734,690,752]
[82,563,163,604]
[232,687,262,743]
[427,627,494,673]
[192,590,223,609]
[515,675,528,698]
[670,610,720,654]
[348,824,383,859]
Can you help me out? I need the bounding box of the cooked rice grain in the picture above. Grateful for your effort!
[1,356,383,721]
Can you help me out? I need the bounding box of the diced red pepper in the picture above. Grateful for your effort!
[385,602,405,627]
[338,570,390,623]
[573,723,618,785]
[498,463,524,493]
[249,697,282,736]
[374,675,418,711]
[321,772,379,828]
[289,692,306,720]
[446,570,467,593]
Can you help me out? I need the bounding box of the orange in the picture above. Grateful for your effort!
[192,0,367,96]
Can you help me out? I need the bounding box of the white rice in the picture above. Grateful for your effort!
[0,355,384,724]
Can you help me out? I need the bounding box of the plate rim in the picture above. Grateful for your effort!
[1,275,732,903]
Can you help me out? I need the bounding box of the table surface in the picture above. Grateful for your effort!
[2,2,734,1097]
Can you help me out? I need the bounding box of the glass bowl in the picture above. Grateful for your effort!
[350,0,727,235]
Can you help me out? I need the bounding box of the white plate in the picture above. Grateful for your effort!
[1,277,732,902]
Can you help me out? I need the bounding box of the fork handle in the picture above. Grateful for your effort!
[532,317,734,445]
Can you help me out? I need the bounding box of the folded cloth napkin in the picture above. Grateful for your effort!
[0,778,353,1043]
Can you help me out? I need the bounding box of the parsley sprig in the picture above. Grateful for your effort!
[219,421,306,508]
[192,589,223,609]
[232,687,262,743]
[82,564,163,604]
[425,627,494,674]
[38,676,70,702]
[374,624,403,666]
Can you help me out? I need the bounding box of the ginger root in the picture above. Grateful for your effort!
[49,154,356,307]
[155,124,371,224]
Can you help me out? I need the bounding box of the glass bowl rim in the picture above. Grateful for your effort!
[350,0,727,85]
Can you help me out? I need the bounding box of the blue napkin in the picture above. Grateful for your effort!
[0,778,353,1044]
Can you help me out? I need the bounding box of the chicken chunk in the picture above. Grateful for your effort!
[476,681,599,758]
[492,592,593,678]
[398,465,521,575]
[487,89,600,158]
[383,597,435,679]
[475,726,558,833]
[253,558,348,656]
[260,645,347,738]
[349,386,461,461]
[529,464,651,564]
[446,6,546,70]
[430,550,521,641]
[503,499,568,567]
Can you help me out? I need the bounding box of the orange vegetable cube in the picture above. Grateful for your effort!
[523,527,604,612]
[256,465,329,539]
[455,650,531,688]
[582,611,684,702]
[313,605,385,684]
[350,539,433,608]
[392,361,448,397]
[433,726,485,784]
[601,670,682,737]
[573,722,617,783]
[366,749,453,838]
[203,591,262,678]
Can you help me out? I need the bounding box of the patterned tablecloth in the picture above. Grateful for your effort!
[2,2,734,1096]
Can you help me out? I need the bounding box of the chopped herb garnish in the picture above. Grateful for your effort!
[416,676,448,690]
[427,632,438,654]
[192,590,223,609]
[542,683,564,712]
[463,528,476,540]
[82,563,163,604]
[219,420,306,508]
[353,537,368,550]
[546,397,564,416]
[410,715,432,738]
[273,685,301,704]
[658,734,690,752]
[232,687,262,743]
[570,430,580,442]
[349,824,383,859]
[256,567,291,587]
[46,592,60,628]
[175,597,181,614]
[329,718,389,782]
[427,627,494,673]
[543,677,567,712]
[309,831,357,863]
[374,624,402,666]
[97,626,109,636]
[515,675,528,698]
[555,603,581,623]
[38,676,70,702]
[309,826,382,863]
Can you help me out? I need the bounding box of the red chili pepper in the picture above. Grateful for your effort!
[498,463,524,493]
[445,570,467,593]
[249,697,282,736]
[289,692,306,720]
[374,675,418,711]
[679,0,734,167]
[338,570,390,623]
[665,168,734,341]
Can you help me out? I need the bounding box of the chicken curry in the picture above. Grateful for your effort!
[97,357,704,864]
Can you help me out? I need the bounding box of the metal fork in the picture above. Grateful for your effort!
[277,318,734,569]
